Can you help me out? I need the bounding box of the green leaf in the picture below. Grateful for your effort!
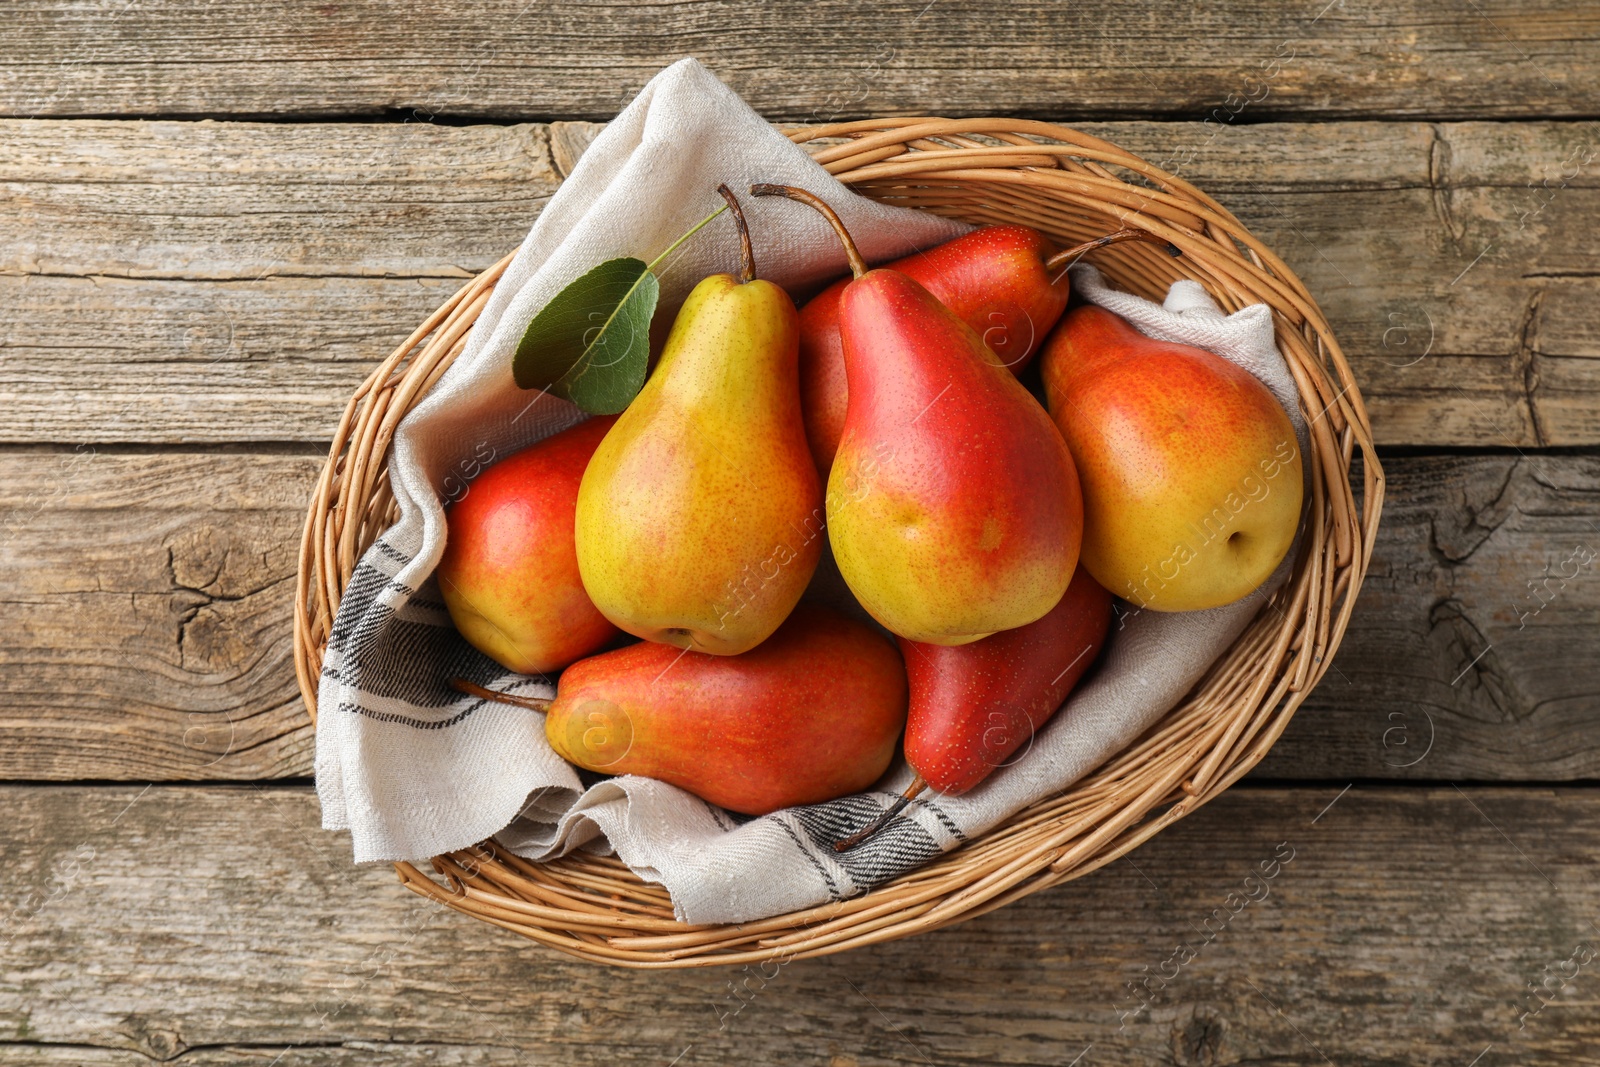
[512,256,659,415]
[511,202,730,415]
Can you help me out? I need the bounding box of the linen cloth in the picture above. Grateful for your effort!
[315,58,1307,923]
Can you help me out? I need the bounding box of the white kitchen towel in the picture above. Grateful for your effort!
[315,58,1308,924]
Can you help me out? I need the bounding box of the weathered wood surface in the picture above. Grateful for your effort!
[4,118,1598,445]
[0,451,319,781]
[1,783,1594,1064]
[6,6,1595,1062]
[2,450,1594,782]
[4,1,1600,122]
[1257,453,1600,782]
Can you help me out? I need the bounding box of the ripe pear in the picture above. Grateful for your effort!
[543,604,907,815]
[438,416,621,674]
[751,185,1083,646]
[798,225,1170,471]
[1040,305,1303,612]
[575,189,823,656]
[899,565,1111,795]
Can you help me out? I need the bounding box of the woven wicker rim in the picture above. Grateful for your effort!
[293,117,1384,968]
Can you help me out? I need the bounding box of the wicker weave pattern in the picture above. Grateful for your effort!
[293,118,1383,967]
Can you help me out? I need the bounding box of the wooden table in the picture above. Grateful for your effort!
[4,3,1598,1062]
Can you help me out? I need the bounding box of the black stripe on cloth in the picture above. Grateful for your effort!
[334,622,550,706]
[324,572,549,693]
[371,538,411,566]
[774,815,841,901]
[786,795,943,892]
[327,565,402,646]
[918,797,970,844]
[330,669,547,731]
[334,698,488,731]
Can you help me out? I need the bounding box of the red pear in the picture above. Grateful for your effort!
[799,225,1167,470]
[438,416,621,674]
[750,184,1083,646]
[541,604,907,815]
[899,566,1112,796]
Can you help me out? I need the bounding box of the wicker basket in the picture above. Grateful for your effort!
[293,117,1383,967]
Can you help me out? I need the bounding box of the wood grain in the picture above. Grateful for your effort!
[1,450,1595,783]
[2,119,557,278]
[4,118,1598,445]
[0,274,465,445]
[0,783,1593,1063]
[0,451,321,781]
[6,6,1594,1058]
[3,1,1599,121]
[1258,453,1600,782]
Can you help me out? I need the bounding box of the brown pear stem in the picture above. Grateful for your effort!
[1044,227,1182,273]
[750,183,868,279]
[450,677,551,713]
[834,775,929,852]
[716,183,756,284]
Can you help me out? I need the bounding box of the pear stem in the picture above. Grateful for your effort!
[750,183,868,279]
[450,677,551,714]
[834,775,929,852]
[1043,227,1182,273]
[716,183,756,284]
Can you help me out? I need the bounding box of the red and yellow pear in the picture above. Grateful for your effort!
[798,225,1169,471]
[752,183,1083,646]
[575,187,823,655]
[460,605,908,816]
[437,416,621,674]
[1041,304,1303,612]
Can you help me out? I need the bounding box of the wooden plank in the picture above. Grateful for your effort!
[0,118,557,444]
[1260,453,1600,781]
[0,783,1593,1063]
[0,274,466,445]
[0,451,321,780]
[1,119,557,278]
[3,118,1599,446]
[3,1,1599,121]
[0,450,1595,782]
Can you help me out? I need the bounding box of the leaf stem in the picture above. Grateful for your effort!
[644,202,731,276]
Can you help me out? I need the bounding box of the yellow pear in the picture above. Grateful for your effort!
[574,188,822,655]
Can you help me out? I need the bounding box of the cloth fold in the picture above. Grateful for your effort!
[314,58,1306,924]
